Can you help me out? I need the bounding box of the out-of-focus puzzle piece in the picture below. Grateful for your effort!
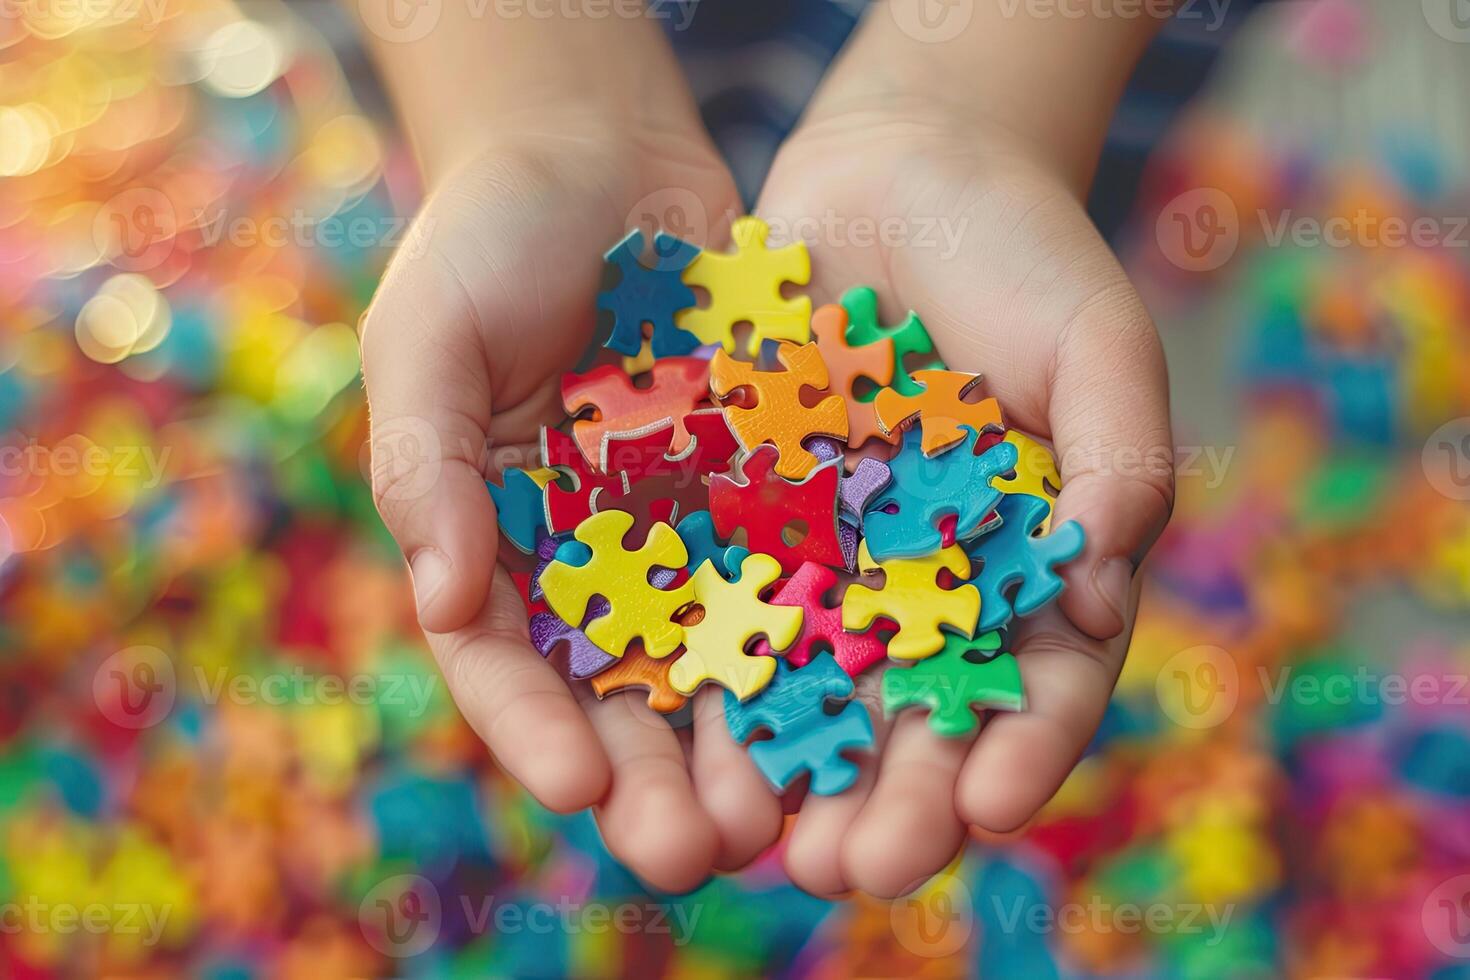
[751,562,891,675]
[724,652,874,795]
[838,457,892,525]
[589,643,688,713]
[561,357,710,467]
[598,229,702,357]
[488,466,558,554]
[843,541,979,661]
[840,285,944,398]
[864,429,1018,561]
[965,493,1085,633]
[675,510,749,579]
[669,553,803,700]
[710,342,848,479]
[539,509,694,658]
[810,303,893,446]
[990,430,1062,533]
[882,630,1024,736]
[677,216,812,356]
[874,369,1005,456]
[708,445,844,575]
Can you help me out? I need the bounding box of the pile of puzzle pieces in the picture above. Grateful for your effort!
[492,218,1086,796]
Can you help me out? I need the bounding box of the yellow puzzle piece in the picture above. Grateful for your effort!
[990,430,1062,532]
[669,553,804,700]
[710,341,849,479]
[842,542,980,661]
[677,216,812,356]
[538,510,695,658]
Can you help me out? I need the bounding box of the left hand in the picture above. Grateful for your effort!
[752,96,1175,898]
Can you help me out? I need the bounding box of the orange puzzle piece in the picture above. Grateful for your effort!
[810,303,894,448]
[874,369,1005,456]
[562,357,710,470]
[589,642,689,714]
[709,341,849,479]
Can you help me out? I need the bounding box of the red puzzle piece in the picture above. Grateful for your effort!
[542,427,626,533]
[561,358,711,470]
[709,445,844,575]
[751,562,892,675]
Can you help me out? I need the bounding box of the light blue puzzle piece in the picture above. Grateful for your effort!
[675,510,749,579]
[724,654,874,795]
[487,469,549,554]
[863,428,1018,561]
[965,493,1085,632]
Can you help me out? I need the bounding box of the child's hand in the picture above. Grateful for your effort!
[752,65,1173,896]
[357,98,795,888]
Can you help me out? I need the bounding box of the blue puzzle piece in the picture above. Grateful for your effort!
[724,653,874,795]
[863,428,1018,561]
[965,493,1085,632]
[675,510,749,579]
[487,469,549,554]
[597,229,702,357]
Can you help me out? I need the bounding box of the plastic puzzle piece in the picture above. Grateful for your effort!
[669,553,803,700]
[838,457,892,525]
[709,342,848,479]
[488,466,557,554]
[864,429,1018,561]
[724,653,874,795]
[598,229,702,357]
[514,569,618,679]
[708,445,844,575]
[882,630,1025,736]
[751,562,891,675]
[874,369,1005,456]
[561,357,710,467]
[538,510,694,658]
[541,427,628,533]
[990,430,1062,533]
[843,541,980,661]
[840,285,945,398]
[677,216,812,356]
[675,510,749,579]
[589,644,688,713]
[964,493,1086,633]
[810,303,894,446]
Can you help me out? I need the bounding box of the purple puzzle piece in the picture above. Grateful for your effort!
[530,595,617,679]
[838,457,892,525]
[838,519,859,571]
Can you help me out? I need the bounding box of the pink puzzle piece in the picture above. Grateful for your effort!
[709,445,845,575]
[751,562,892,675]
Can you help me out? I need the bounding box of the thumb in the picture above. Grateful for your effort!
[361,217,497,634]
[1047,283,1174,640]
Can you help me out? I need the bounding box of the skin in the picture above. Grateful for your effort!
[349,0,1175,897]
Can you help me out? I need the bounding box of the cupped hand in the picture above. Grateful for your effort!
[753,100,1174,898]
[359,116,794,892]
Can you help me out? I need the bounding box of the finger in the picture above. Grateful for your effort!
[782,678,888,899]
[583,692,720,894]
[957,584,1139,833]
[427,571,610,813]
[361,218,497,634]
[1047,267,1173,640]
[840,711,974,899]
[690,688,784,873]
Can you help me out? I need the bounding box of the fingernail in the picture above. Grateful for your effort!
[1090,557,1134,629]
[409,548,451,620]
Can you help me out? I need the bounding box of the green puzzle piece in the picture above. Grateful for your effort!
[882,630,1025,736]
[840,285,945,399]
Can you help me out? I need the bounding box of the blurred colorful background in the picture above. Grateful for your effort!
[2,0,1469,976]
